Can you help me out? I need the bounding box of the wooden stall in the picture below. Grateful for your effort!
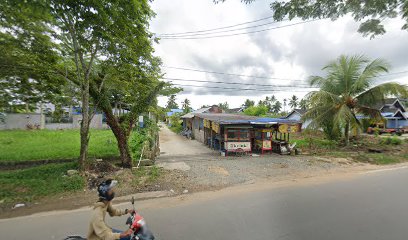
[224,127,252,156]
[254,129,273,155]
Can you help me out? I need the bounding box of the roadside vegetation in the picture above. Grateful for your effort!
[0,162,84,204]
[168,113,183,134]
[291,131,408,165]
[0,130,119,162]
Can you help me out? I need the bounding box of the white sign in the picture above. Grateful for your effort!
[139,116,143,123]
[226,142,251,151]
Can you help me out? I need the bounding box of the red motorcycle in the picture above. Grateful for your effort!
[65,197,155,240]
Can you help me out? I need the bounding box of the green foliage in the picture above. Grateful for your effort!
[132,166,163,185]
[381,136,402,145]
[0,130,118,162]
[243,105,269,116]
[130,130,148,161]
[182,98,192,113]
[0,162,84,203]
[289,95,298,109]
[130,119,159,162]
[303,55,408,145]
[299,98,309,110]
[242,99,255,109]
[356,153,401,165]
[218,102,229,111]
[166,95,179,110]
[168,113,183,133]
[271,101,282,113]
[215,0,408,38]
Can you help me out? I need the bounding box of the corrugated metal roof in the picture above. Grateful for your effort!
[181,107,212,119]
[195,113,301,125]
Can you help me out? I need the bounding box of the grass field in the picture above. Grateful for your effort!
[0,162,85,203]
[0,129,119,162]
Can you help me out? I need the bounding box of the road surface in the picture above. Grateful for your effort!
[2,166,408,240]
[158,123,214,157]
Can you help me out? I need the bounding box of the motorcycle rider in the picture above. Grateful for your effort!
[87,179,135,240]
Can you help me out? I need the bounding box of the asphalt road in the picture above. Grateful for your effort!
[2,166,408,240]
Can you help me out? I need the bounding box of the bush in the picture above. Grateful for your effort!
[391,136,402,145]
[380,137,402,145]
[243,105,269,116]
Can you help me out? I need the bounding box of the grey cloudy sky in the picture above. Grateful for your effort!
[150,0,408,110]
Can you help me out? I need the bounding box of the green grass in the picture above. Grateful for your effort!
[356,153,401,165]
[169,124,183,134]
[0,129,119,162]
[132,166,163,185]
[0,162,85,203]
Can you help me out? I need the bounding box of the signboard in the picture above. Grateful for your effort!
[204,119,211,128]
[278,124,300,133]
[262,140,272,149]
[212,122,220,133]
[225,142,251,151]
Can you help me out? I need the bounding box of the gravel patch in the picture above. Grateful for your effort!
[156,153,353,191]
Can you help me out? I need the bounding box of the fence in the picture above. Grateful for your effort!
[0,113,106,130]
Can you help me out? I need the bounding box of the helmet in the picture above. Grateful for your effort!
[98,179,118,201]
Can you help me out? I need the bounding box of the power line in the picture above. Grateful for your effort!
[164,66,408,81]
[162,77,311,87]
[163,66,305,82]
[158,20,290,38]
[170,83,316,92]
[158,15,276,36]
[160,20,318,39]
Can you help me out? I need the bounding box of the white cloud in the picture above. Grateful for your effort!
[151,0,408,110]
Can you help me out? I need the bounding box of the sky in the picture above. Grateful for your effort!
[150,0,408,110]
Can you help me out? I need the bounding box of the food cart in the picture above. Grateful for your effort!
[224,127,252,156]
[272,124,300,154]
[254,129,273,154]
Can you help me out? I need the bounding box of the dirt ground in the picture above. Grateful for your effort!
[158,123,214,156]
[1,125,404,218]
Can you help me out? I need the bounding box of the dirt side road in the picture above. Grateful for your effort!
[158,123,214,156]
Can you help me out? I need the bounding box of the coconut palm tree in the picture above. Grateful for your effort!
[182,98,191,113]
[303,55,408,145]
[289,95,298,110]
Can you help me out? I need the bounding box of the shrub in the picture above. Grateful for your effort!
[391,136,402,145]
[380,137,402,145]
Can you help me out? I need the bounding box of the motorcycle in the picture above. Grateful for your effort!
[65,197,155,240]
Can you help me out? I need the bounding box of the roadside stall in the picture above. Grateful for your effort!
[254,129,273,154]
[224,127,252,156]
[272,123,300,154]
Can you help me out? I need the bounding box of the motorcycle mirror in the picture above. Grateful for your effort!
[131,196,135,205]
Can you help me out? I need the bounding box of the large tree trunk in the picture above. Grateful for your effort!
[79,75,90,170]
[105,109,132,168]
[344,121,350,146]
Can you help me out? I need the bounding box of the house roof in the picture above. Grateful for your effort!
[166,109,183,117]
[181,107,212,119]
[285,109,307,118]
[195,113,301,125]
[195,113,258,122]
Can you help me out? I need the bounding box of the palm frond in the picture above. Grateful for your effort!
[357,82,408,106]
[351,58,390,95]
[356,106,382,120]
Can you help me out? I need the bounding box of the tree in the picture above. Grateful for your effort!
[272,101,282,113]
[303,55,408,145]
[182,98,192,113]
[0,11,63,113]
[214,0,408,39]
[0,0,169,168]
[289,95,298,110]
[283,98,287,112]
[218,102,229,111]
[242,99,255,109]
[243,105,269,116]
[166,95,179,109]
[299,98,308,110]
